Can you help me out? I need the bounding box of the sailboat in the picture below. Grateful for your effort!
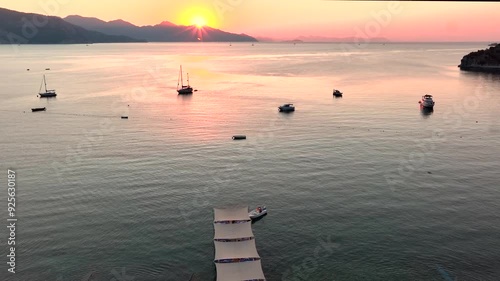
[177,65,193,94]
[38,75,57,97]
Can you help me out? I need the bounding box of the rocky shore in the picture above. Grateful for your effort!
[459,44,500,73]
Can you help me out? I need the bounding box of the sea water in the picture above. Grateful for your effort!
[0,42,499,280]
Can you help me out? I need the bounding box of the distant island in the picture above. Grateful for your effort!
[255,35,389,43]
[0,7,257,44]
[459,43,500,73]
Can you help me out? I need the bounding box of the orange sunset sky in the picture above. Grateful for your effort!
[1,0,499,41]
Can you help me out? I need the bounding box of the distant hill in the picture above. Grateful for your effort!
[64,15,258,42]
[0,7,144,44]
[294,35,389,43]
[459,44,500,73]
[255,35,389,43]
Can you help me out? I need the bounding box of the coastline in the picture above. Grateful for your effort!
[459,43,500,74]
[459,65,500,74]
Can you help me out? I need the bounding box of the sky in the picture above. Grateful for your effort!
[1,0,500,41]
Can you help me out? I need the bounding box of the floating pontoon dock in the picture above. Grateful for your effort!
[213,207,266,281]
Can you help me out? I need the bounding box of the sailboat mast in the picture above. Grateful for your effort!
[43,75,47,92]
[180,65,184,86]
[177,67,180,89]
[187,73,190,86]
[38,77,43,93]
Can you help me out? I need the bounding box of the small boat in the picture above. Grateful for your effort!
[333,89,343,97]
[232,135,246,140]
[249,206,267,220]
[278,103,295,112]
[31,107,46,112]
[121,116,128,119]
[419,94,435,108]
[38,75,57,97]
[177,65,193,94]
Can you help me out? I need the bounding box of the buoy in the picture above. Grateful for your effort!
[232,135,246,140]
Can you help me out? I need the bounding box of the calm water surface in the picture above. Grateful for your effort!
[1,43,500,281]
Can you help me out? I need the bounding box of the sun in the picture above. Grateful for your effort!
[177,6,218,28]
[191,16,207,28]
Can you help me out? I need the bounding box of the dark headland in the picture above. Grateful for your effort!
[459,43,500,73]
[0,7,144,44]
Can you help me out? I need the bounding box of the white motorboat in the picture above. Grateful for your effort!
[419,94,435,108]
[249,206,267,220]
[278,104,295,112]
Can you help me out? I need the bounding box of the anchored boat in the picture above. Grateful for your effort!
[248,206,267,220]
[419,94,435,108]
[333,89,343,97]
[38,75,57,98]
[177,65,193,94]
[278,103,295,112]
[31,107,46,112]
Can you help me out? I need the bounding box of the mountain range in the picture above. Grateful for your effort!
[1,6,392,44]
[0,7,257,44]
[0,7,143,44]
[63,15,257,42]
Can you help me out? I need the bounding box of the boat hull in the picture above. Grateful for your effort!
[39,92,57,98]
[278,107,295,112]
[420,106,434,116]
[421,101,435,108]
[177,87,193,94]
[31,107,46,112]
